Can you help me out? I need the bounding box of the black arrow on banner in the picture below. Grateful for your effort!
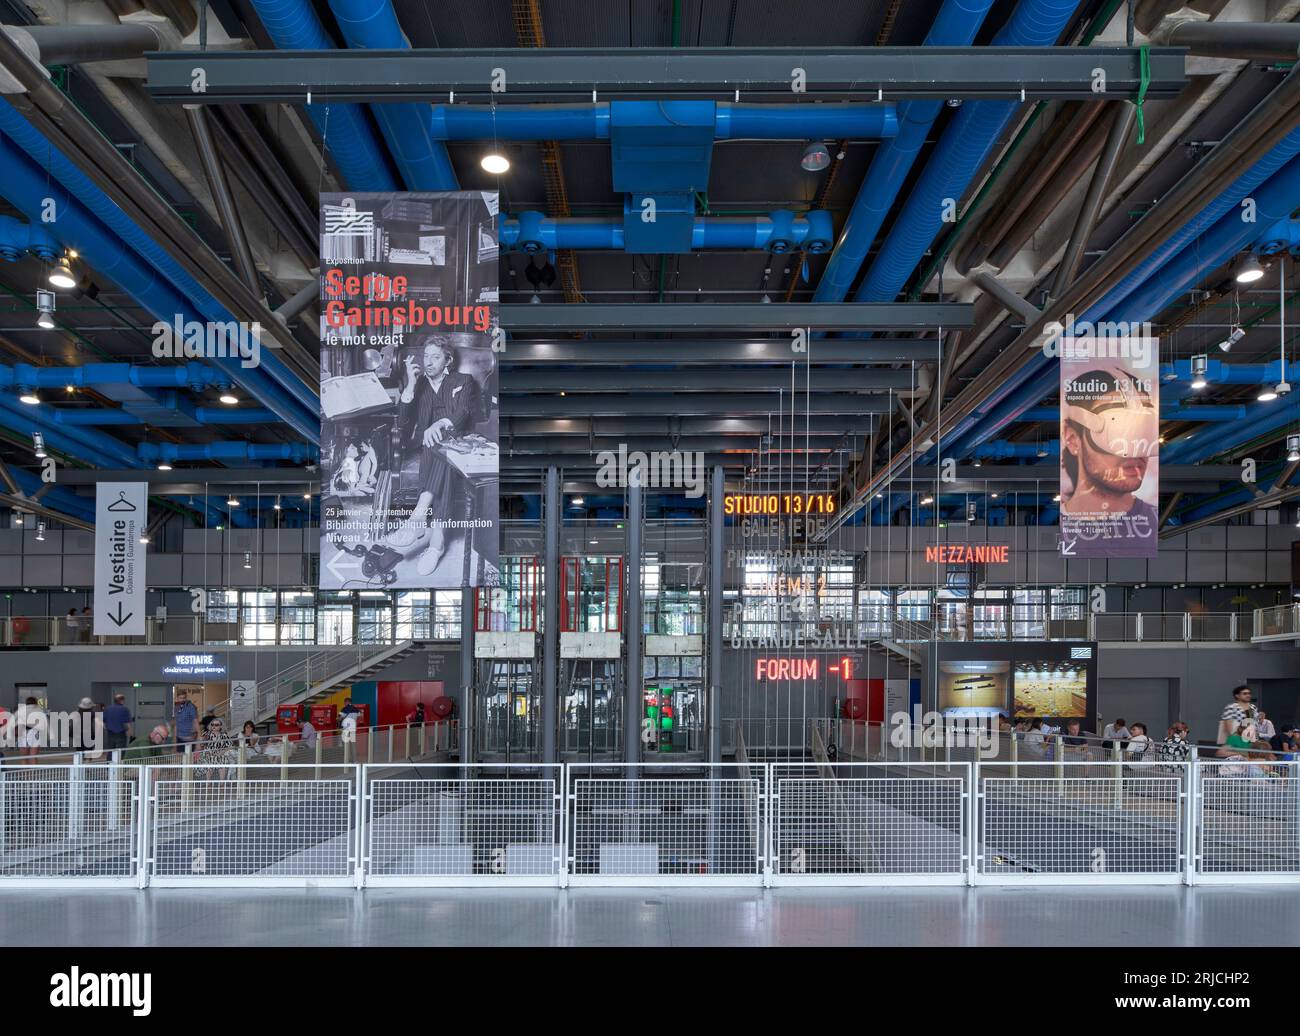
[107,601,133,627]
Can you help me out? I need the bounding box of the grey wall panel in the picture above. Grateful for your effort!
[23,556,62,586]
[1268,525,1300,548]
[1227,526,1269,549]
[1268,551,1294,582]
[22,530,61,555]
[1108,558,1146,583]
[64,530,95,554]
[1187,552,1227,582]
[1232,552,1268,583]
[1187,527,1225,550]
[63,555,94,585]
[149,554,184,587]
[1147,553,1184,583]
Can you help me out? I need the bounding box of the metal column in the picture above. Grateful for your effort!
[624,475,642,765]
[460,590,474,763]
[708,465,724,763]
[543,466,559,764]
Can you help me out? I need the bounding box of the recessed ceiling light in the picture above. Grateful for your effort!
[480,151,510,174]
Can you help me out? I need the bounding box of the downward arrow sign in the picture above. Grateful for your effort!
[107,601,133,627]
[1060,539,1077,556]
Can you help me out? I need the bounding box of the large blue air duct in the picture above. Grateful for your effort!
[0,394,140,468]
[421,102,897,141]
[971,439,1059,459]
[0,214,58,261]
[247,0,398,192]
[326,0,457,190]
[139,442,320,464]
[0,104,321,427]
[854,0,1081,303]
[6,467,96,523]
[0,131,319,444]
[813,0,996,303]
[502,210,834,253]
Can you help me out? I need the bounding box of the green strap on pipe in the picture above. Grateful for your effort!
[1133,45,1150,145]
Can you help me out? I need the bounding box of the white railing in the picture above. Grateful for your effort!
[4,756,1299,887]
[1252,604,1300,643]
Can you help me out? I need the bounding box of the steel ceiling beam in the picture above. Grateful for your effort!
[501,338,940,363]
[907,464,1242,483]
[503,416,875,435]
[147,47,1186,104]
[499,452,836,468]
[499,302,971,331]
[502,436,846,454]
[499,392,893,415]
[500,367,918,391]
[55,467,317,487]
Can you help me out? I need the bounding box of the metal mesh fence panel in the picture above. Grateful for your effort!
[569,765,763,881]
[0,765,138,880]
[979,763,1185,880]
[1198,760,1300,876]
[147,766,356,882]
[771,763,966,880]
[365,765,561,881]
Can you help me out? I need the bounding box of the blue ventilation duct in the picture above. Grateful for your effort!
[422,102,898,141]
[247,0,399,192]
[0,130,319,444]
[502,210,834,253]
[326,0,457,190]
[6,467,96,523]
[813,0,995,303]
[0,394,140,468]
[139,442,320,465]
[0,214,58,261]
[0,108,320,432]
[970,439,1058,459]
[854,0,1080,303]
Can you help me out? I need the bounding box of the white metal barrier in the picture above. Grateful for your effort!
[566,763,764,885]
[769,762,969,886]
[362,764,564,887]
[4,758,1300,887]
[0,762,140,886]
[976,761,1188,885]
[145,764,359,887]
[1195,759,1300,883]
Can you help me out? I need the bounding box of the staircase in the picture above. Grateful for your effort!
[217,640,426,724]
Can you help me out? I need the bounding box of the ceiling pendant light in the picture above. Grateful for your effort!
[1235,255,1265,284]
[218,390,239,406]
[1287,435,1300,464]
[35,521,44,542]
[800,140,831,172]
[48,255,77,289]
[156,462,172,472]
[31,432,45,459]
[227,495,240,507]
[35,288,55,330]
[1190,353,1208,390]
[480,151,510,174]
[18,387,39,405]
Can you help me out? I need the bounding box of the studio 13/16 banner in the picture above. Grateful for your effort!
[1058,336,1159,558]
[318,192,499,590]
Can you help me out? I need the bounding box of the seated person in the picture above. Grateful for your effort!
[1061,719,1088,753]
[386,336,484,576]
[1125,722,1151,759]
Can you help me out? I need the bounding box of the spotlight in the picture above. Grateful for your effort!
[18,388,39,405]
[243,551,252,570]
[990,492,1000,499]
[273,496,282,511]
[572,496,585,506]
[12,511,21,526]
[1258,385,1279,402]
[35,288,55,331]
[1052,493,1062,502]
[65,385,74,394]
[156,462,172,471]
[32,432,45,459]
[218,391,239,406]
[139,533,150,544]
[35,521,44,542]
[214,523,223,531]
[800,140,831,172]
[1217,326,1246,353]
[920,494,934,506]
[480,151,510,174]
[1190,353,1208,390]
[1235,255,1265,284]
[972,458,982,468]
[1288,435,1300,463]
[48,256,77,289]
[303,491,311,500]
[227,495,239,507]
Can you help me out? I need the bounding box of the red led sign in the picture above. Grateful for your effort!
[925,545,1010,564]
[755,657,854,681]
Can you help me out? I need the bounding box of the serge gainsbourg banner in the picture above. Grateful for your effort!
[318,192,500,590]
[1059,336,1159,559]
[94,482,147,635]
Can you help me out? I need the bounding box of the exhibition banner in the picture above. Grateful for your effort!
[1058,337,1159,559]
[318,192,500,589]
[94,481,147,636]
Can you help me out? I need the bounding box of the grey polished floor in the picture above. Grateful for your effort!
[4,886,1298,946]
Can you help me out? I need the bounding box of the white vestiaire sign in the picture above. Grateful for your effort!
[94,482,147,636]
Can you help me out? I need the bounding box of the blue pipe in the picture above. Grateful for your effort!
[1164,402,1300,464]
[0,394,139,468]
[0,124,320,441]
[0,361,221,391]
[421,102,897,141]
[854,0,1080,303]
[0,102,320,421]
[502,210,834,252]
[1255,217,1300,255]
[326,0,457,190]
[0,214,58,261]
[1016,405,1251,422]
[813,0,996,303]
[1166,359,1300,386]
[970,439,1058,459]
[138,442,320,464]
[247,0,399,192]
[7,467,96,523]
